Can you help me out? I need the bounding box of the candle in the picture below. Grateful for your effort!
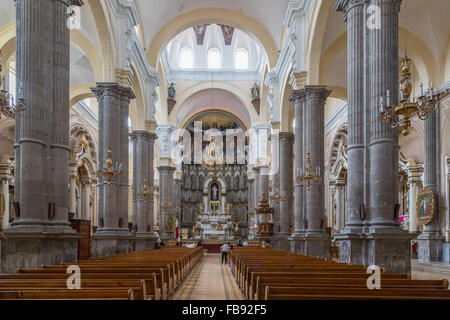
[386,90,390,106]
[420,81,424,96]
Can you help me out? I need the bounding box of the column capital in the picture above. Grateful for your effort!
[57,0,84,7]
[334,0,367,21]
[289,89,306,103]
[91,82,135,100]
[279,132,294,142]
[129,130,158,143]
[302,85,332,101]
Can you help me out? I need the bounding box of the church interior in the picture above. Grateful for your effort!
[0,0,450,301]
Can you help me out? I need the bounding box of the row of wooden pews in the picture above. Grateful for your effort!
[0,247,203,300]
[229,247,450,300]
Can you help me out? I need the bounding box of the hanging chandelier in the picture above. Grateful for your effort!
[0,51,25,118]
[378,2,449,136]
[296,152,321,191]
[379,57,449,136]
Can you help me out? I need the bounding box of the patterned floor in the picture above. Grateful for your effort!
[171,253,245,300]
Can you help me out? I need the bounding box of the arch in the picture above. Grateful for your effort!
[327,123,348,179]
[146,8,278,69]
[70,84,96,107]
[202,176,227,194]
[306,0,335,85]
[169,82,258,126]
[88,0,115,81]
[0,22,104,83]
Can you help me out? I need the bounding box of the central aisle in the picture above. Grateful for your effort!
[171,253,244,300]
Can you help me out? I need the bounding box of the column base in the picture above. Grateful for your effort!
[270,234,291,251]
[443,243,450,263]
[303,232,331,259]
[334,232,366,266]
[0,229,82,273]
[367,231,413,274]
[289,233,305,254]
[417,232,444,262]
[91,229,133,258]
[135,232,158,251]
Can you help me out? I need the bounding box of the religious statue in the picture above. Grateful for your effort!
[210,182,219,201]
[168,83,176,99]
[251,83,260,100]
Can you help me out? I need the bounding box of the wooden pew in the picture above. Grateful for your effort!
[0,247,203,300]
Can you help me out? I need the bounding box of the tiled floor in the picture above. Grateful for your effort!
[171,253,244,300]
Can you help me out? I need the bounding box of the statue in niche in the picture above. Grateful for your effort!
[251,83,260,100]
[168,83,176,99]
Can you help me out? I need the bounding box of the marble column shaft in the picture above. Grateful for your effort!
[344,0,365,230]
[158,166,175,239]
[368,0,401,229]
[131,131,157,234]
[279,132,294,236]
[91,83,135,236]
[289,91,305,236]
[303,86,331,234]
[418,101,444,261]
[11,0,81,230]
[2,0,83,272]
[407,165,423,232]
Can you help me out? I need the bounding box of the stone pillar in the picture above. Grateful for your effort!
[269,126,280,240]
[277,132,294,250]
[2,0,83,273]
[407,163,423,232]
[131,131,158,250]
[335,0,412,273]
[68,164,77,217]
[333,0,368,266]
[302,86,331,259]
[81,181,91,220]
[289,90,305,253]
[158,166,176,240]
[91,83,135,258]
[418,104,444,261]
[335,179,346,233]
[0,156,12,230]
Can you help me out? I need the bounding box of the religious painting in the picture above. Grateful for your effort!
[192,24,209,45]
[417,188,435,225]
[210,182,220,202]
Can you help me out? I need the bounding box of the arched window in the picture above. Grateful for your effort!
[179,47,194,69]
[207,48,222,69]
[234,48,248,70]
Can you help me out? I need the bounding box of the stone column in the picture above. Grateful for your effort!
[2,0,82,273]
[335,0,412,274]
[418,104,444,261]
[68,165,77,217]
[335,179,346,233]
[334,0,368,266]
[81,181,91,220]
[365,0,413,273]
[302,86,331,259]
[269,127,281,241]
[407,163,423,232]
[0,156,11,230]
[277,132,294,250]
[91,83,135,258]
[130,131,158,250]
[158,166,176,240]
[289,90,305,254]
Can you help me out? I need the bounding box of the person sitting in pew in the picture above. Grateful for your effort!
[153,242,162,249]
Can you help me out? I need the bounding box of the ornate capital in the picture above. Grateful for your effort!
[91,82,136,101]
